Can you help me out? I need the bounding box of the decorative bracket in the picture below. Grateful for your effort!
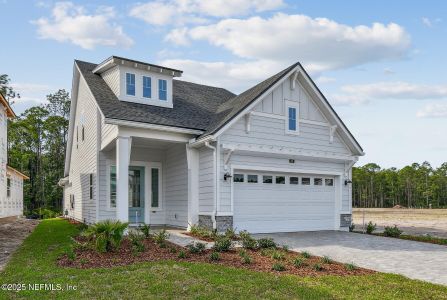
[245,112,252,134]
[223,148,235,171]
[290,71,299,90]
[329,125,337,144]
[344,158,358,178]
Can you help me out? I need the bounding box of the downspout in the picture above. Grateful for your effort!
[204,141,217,229]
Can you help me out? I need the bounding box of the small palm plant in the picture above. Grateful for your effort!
[85,220,128,253]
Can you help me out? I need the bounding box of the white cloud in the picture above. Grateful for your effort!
[32,2,133,49]
[9,82,55,104]
[315,76,336,84]
[170,13,411,72]
[331,81,447,106]
[383,68,395,75]
[421,17,442,28]
[417,103,447,118]
[129,0,284,26]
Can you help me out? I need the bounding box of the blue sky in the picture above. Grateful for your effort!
[1,0,446,168]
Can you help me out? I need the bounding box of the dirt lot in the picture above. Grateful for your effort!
[0,217,39,271]
[352,208,447,238]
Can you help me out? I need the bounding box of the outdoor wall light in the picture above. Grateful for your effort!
[224,173,232,181]
[344,179,352,186]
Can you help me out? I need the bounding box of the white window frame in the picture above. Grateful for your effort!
[285,100,300,135]
[142,75,152,99]
[158,79,167,101]
[126,72,136,97]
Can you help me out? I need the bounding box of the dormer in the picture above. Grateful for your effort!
[93,56,182,109]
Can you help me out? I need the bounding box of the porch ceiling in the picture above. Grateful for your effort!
[132,137,181,149]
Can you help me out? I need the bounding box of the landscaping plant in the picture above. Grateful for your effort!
[213,236,233,252]
[178,250,186,258]
[345,263,357,271]
[272,263,285,271]
[138,224,151,239]
[366,221,376,234]
[187,242,206,254]
[257,238,277,249]
[383,225,402,238]
[128,231,145,253]
[224,227,237,240]
[293,257,305,268]
[239,230,258,249]
[153,229,170,247]
[312,263,323,271]
[322,256,332,264]
[210,252,220,261]
[84,220,128,253]
[301,251,311,258]
[271,251,285,260]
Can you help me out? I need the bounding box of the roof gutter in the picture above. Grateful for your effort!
[188,135,216,148]
[104,118,204,135]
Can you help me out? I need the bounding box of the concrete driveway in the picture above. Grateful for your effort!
[254,231,447,286]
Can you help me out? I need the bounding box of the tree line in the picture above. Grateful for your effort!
[353,162,447,208]
[2,74,70,214]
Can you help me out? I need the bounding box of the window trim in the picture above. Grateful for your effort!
[126,72,136,96]
[142,75,152,99]
[285,100,300,135]
[158,79,167,101]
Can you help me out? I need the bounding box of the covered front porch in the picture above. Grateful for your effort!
[98,122,201,228]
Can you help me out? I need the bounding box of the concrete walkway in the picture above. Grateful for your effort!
[255,231,447,286]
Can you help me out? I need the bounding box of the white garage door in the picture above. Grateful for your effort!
[233,171,336,233]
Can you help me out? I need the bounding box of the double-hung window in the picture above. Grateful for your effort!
[143,76,151,98]
[285,101,299,134]
[126,73,136,96]
[158,79,167,100]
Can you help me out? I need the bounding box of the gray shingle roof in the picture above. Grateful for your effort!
[76,60,236,131]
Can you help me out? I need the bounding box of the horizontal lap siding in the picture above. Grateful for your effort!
[199,147,214,213]
[68,76,98,223]
[165,145,188,228]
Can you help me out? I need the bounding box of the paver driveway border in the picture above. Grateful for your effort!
[254,231,447,286]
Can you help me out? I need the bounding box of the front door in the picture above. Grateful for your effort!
[128,166,145,224]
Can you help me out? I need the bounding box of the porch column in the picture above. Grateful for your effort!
[116,136,131,222]
[186,145,199,228]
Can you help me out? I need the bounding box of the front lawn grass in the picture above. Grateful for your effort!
[1,219,446,299]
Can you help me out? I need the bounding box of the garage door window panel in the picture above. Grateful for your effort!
[263,175,273,183]
[302,177,311,185]
[247,175,258,183]
[325,178,334,186]
[276,176,285,184]
[289,176,299,185]
[234,174,244,183]
[314,178,323,186]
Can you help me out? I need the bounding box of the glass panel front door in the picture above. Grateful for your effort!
[128,166,145,223]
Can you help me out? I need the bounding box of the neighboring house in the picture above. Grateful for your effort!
[0,92,29,218]
[60,56,364,233]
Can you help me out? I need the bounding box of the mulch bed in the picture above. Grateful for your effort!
[58,236,374,277]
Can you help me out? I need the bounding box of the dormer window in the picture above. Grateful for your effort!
[159,79,167,101]
[126,73,135,96]
[143,76,152,98]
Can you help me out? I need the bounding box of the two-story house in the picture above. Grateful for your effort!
[60,56,363,233]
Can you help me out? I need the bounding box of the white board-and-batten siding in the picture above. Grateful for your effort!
[218,76,353,215]
[198,146,214,213]
[67,76,99,223]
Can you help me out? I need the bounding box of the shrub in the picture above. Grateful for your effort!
[271,251,285,260]
[210,252,220,261]
[239,231,257,250]
[260,249,270,257]
[224,227,237,240]
[257,238,276,249]
[84,220,128,253]
[128,231,145,253]
[187,242,206,254]
[241,254,252,264]
[293,257,305,268]
[321,256,332,264]
[189,224,216,240]
[178,250,186,259]
[238,249,247,257]
[345,263,357,271]
[138,224,151,239]
[153,229,170,247]
[66,247,76,261]
[272,263,285,271]
[384,225,402,238]
[301,251,311,258]
[282,245,289,251]
[366,221,376,234]
[213,236,233,252]
[71,237,89,251]
[312,263,323,271]
[349,223,355,232]
[170,247,177,254]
